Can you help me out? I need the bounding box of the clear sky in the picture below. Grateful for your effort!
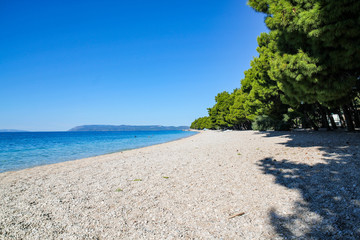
[0,0,267,131]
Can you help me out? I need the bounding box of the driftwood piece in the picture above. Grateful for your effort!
[228,212,245,219]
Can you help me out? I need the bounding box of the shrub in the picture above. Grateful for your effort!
[252,115,290,131]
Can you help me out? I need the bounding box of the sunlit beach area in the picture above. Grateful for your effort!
[1,130,359,239]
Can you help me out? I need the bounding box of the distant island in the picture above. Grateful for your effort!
[0,129,28,132]
[68,125,190,132]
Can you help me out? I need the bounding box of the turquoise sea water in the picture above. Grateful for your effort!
[0,130,197,173]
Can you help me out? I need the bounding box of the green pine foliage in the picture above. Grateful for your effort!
[191,1,360,131]
[249,0,360,107]
[190,116,213,130]
[208,91,235,129]
[242,32,289,122]
[228,90,252,130]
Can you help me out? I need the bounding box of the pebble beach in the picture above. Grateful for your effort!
[1,130,359,239]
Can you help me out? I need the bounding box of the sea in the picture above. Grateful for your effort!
[0,130,197,173]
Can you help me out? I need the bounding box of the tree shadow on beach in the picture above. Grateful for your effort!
[256,131,360,239]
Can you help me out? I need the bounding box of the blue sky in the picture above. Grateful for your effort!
[0,0,267,131]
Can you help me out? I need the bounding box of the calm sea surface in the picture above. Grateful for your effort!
[0,130,197,173]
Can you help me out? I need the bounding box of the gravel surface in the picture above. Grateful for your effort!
[0,130,359,239]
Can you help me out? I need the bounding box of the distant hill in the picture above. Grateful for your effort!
[68,125,190,131]
[0,129,28,132]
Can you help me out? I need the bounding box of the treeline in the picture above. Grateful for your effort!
[191,0,360,131]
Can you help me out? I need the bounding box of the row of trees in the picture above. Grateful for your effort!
[191,0,360,131]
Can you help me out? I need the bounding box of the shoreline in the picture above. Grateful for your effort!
[0,130,200,174]
[1,130,359,239]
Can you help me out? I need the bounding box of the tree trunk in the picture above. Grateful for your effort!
[301,115,309,128]
[327,110,337,130]
[319,105,331,130]
[304,111,319,131]
[336,108,346,128]
[342,105,355,131]
[245,121,252,130]
[351,101,360,128]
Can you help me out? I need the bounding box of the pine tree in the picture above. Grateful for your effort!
[242,32,289,124]
[208,91,235,129]
[248,0,360,130]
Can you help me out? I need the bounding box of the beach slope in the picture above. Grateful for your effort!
[1,130,359,239]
